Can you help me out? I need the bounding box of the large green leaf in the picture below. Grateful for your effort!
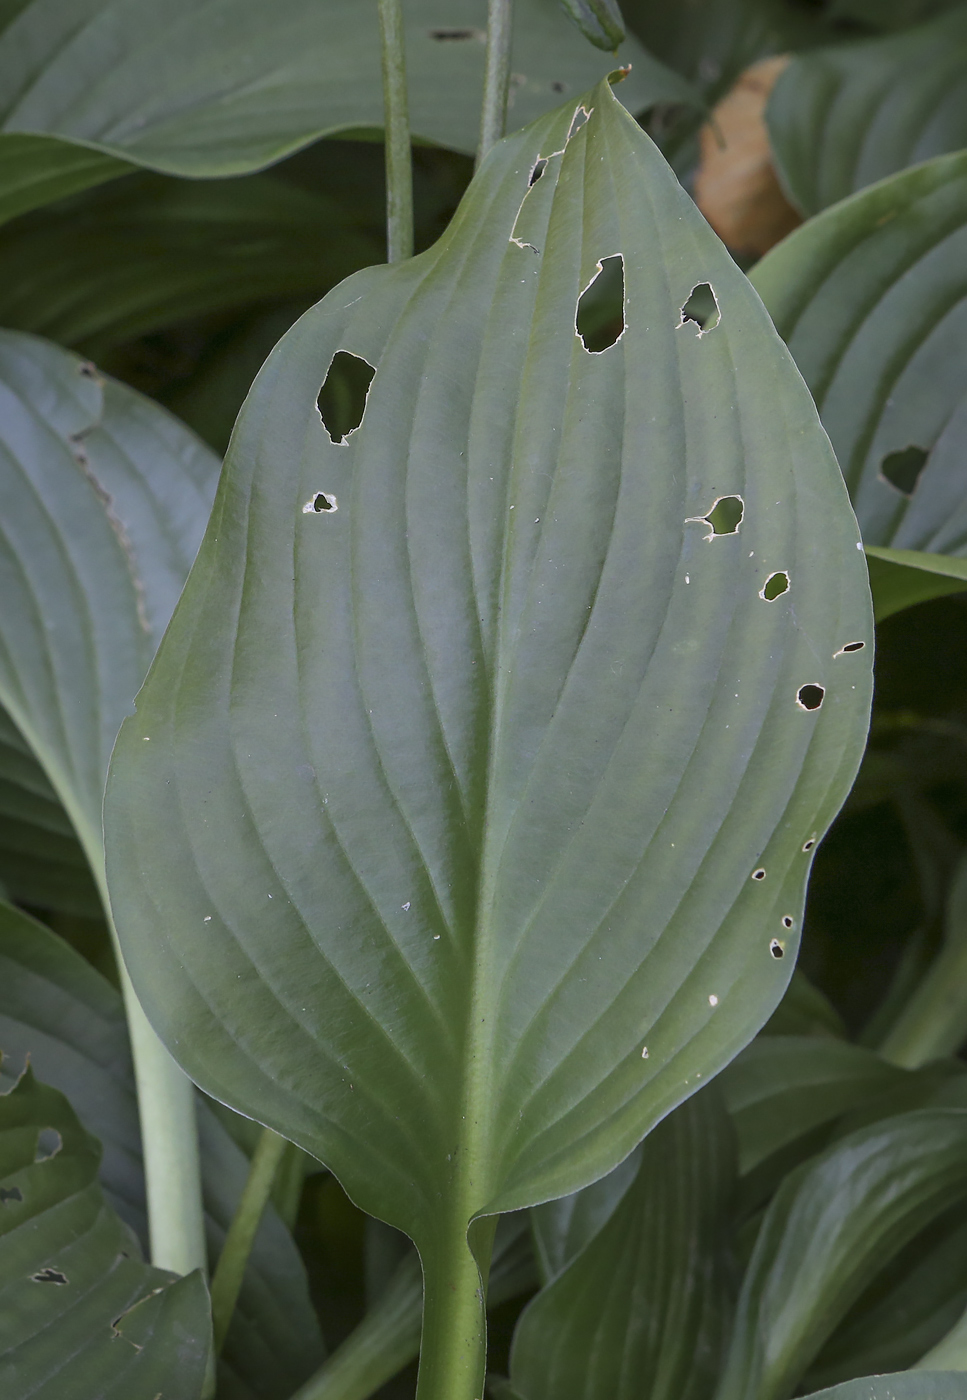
[530,1145,641,1285]
[0,899,325,1400]
[714,1109,967,1400]
[509,1088,735,1400]
[767,6,967,215]
[751,151,967,618]
[0,171,381,357]
[0,0,696,224]
[104,80,872,1389]
[0,1065,211,1398]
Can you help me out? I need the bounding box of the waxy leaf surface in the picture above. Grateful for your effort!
[0,1066,211,1399]
[0,0,695,224]
[801,1377,967,1400]
[105,82,872,1272]
[767,7,967,215]
[752,151,967,619]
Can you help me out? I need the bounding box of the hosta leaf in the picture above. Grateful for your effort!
[751,151,967,617]
[0,133,132,226]
[801,1377,967,1400]
[0,329,219,868]
[760,970,846,1039]
[557,0,626,52]
[0,900,324,1400]
[104,80,872,1384]
[530,1145,641,1285]
[509,1089,736,1400]
[0,0,696,223]
[0,706,99,916]
[767,7,967,215]
[715,1109,967,1400]
[0,1066,211,1398]
[0,171,381,357]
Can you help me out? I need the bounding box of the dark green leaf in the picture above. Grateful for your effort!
[105,80,871,1322]
[767,7,967,214]
[0,0,697,220]
[715,1109,967,1400]
[0,899,325,1400]
[827,0,964,31]
[760,969,847,1039]
[0,133,131,225]
[0,1065,211,1398]
[530,1147,641,1285]
[509,1089,736,1400]
[557,0,625,52]
[0,172,382,357]
[751,150,967,618]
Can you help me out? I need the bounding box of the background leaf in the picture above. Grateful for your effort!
[801,1376,967,1400]
[751,151,967,618]
[105,77,872,1334]
[715,1109,967,1400]
[0,1066,211,1399]
[767,6,967,215]
[509,1088,735,1400]
[0,0,697,220]
[0,899,325,1400]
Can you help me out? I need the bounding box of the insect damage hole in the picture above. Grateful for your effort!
[781,915,794,929]
[528,158,547,187]
[576,255,625,353]
[567,105,591,142]
[751,868,766,881]
[760,571,789,601]
[35,1128,62,1162]
[32,1267,68,1284]
[679,282,720,334]
[880,445,928,496]
[796,683,825,711]
[687,494,744,540]
[834,640,865,657]
[317,351,376,444]
[802,835,816,852]
[303,492,338,515]
[770,939,785,959]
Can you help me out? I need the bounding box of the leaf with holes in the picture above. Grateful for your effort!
[714,1109,967,1400]
[0,899,325,1400]
[104,79,871,1393]
[767,7,967,215]
[509,1088,736,1400]
[0,0,697,225]
[0,1065,211,1398]
[751,150,967,620]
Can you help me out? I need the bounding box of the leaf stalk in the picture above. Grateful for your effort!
[377,0,414,262]
[476,0,514,168]
[414,1217,496,1400]
[210,1126,292,1353]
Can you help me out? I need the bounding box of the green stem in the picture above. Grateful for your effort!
[414,1218,495,1400]
[95,863,206,1278]
[878,931,967,1068]
[476,0,513,169]
[210,1126,291,1353]
[377,0,413,262]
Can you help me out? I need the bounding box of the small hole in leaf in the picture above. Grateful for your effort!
[782,916,794,929]
[576,255,625,353]
[688,495,744,538]
[429,27,485,41]
[680,283,720,333]
[770,939,785,958]
[797,684,825,711]
[0,1186,23,1204]
[77,361,100,379]
[32,1267,68,1284]
[760,571,789,601]
[303,492,338,515]
[803,836,816,852]
[528,159,547,187]
[35,1128,62,1162]
[834,640,865,657]
[317,351,376,443]
[752,868,766,881]
[881,445,928,496]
